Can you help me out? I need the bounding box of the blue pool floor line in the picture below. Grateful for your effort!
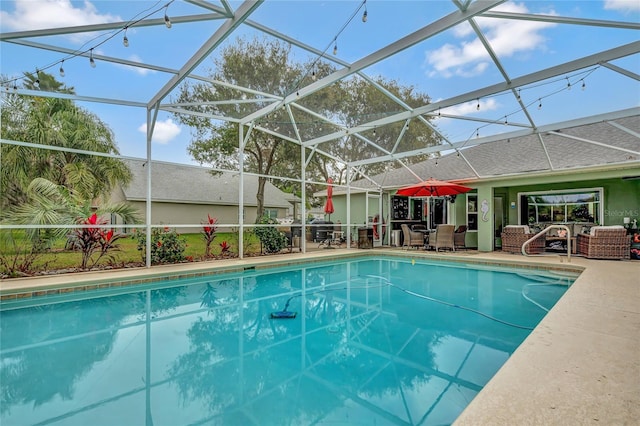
[269,274,566,330]
[362,275,537,330]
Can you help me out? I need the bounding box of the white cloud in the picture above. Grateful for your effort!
[442,98,500,116]
[604,0,640,12]
[425,2,556,78]
[138,119,181,145]
[120,55,154,76]
[0,0,120,32]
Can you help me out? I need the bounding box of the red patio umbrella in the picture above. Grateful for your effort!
[396,177,472,198]
[324,178,334,221]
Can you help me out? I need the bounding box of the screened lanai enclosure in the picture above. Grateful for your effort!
[1,0,639,270]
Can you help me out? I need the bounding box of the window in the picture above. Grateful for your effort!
[264,209,278,219]
[521,189,602,225]
[467,194,478,231]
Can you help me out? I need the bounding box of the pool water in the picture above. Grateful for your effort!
[0,257,575,425]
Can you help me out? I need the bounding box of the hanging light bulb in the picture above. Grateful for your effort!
[333,42,338,55]
[89,48,96,68]
[435,158,438,166]
[581,80,586,91]
[373,127,376,135]
[362,1,368,23]
[566,77,571,91]
[504,116,508,125]
[516,89,521,101]
[123,28,129,47]
[311,69,316,80]
[34,69,40,88]
[476,99,480,110]
[59,60,65,77]
[476,129,479,138]
[164,7,172,28]
[538,99,542,110]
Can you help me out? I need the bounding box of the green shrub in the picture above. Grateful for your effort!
[135,227,186,264]
[253,217,287,254]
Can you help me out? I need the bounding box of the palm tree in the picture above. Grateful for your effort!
[6,177,140,256]
[1,71,132,210]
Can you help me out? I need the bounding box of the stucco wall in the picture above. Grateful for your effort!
[120,201,287,233]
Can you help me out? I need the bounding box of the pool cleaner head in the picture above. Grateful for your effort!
[270,310,297,319]
[270,297,298,319]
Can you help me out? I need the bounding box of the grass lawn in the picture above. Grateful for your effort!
[0,230,263,276]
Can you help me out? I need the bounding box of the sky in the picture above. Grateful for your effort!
[1,0,639,166]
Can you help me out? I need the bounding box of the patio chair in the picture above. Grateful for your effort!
[454,225,467,250]
[576,226,630,260]
[401,224,424,249]
[332,222,345,245]
[433,224,455,252]
[501,225,545,254]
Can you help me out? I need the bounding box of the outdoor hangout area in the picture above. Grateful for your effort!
[1,1,639,425]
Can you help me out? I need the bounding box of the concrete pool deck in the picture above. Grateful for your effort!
[1,248,638,424]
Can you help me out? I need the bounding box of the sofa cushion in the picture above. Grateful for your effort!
[505,225,530,234]
[590,225,624,236]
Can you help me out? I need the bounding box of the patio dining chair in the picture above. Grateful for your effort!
[434,224,455,252]
[401,224,424,249]
[454,225,467,250]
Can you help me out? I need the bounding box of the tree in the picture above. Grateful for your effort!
[174,37,439,217]
[0,71,132,210]
[331,76,439,178]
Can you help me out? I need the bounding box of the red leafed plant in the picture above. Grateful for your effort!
[202,214,218,257]
[73,213,122,269]
[219,241,230,255]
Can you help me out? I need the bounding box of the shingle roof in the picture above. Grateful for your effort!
[348,115,640,192]
[122,159,294,208]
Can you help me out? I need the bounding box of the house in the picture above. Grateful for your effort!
[110,159,299,232]
[326,112,640,251]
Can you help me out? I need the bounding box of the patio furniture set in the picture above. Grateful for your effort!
[501,224,632,260]
[400,223,467,252]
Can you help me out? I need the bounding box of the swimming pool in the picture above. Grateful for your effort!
[0,256,576,425]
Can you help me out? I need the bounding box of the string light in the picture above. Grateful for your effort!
[333,42,338,55]
[476,129,479,138]
[516,89,521,101]
[538,98,542,110]
[34,69,40,88]
[582,80,586,90]
[504,116,508,125]
[566,77,571,91]
[362,0,368,22]
[476,99,480,110]
[1,1,176,89]
[164,6,172,28]
[373,127,376,135]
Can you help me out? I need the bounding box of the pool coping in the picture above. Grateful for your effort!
[1,249,638,424]
[0,249,583,301]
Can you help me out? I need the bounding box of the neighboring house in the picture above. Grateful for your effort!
[111,159,299,232]
[325,112,640,251]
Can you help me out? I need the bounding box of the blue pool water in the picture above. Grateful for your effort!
[0,257,575,425]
